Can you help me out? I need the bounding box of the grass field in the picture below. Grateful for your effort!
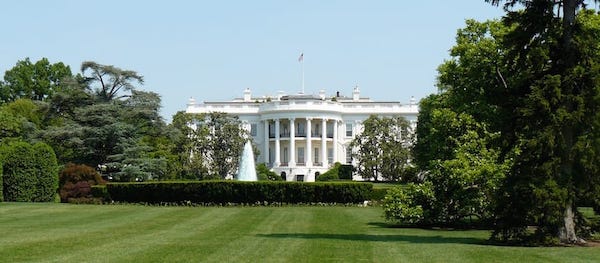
[0,203,598,262]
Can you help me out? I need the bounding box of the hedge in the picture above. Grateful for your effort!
[0,141,58,202]
[95,181,373,204]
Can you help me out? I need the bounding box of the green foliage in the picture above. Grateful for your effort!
[1,142,38,201]
[0,57,73,103]
[186,112,249,179]
[0,108,24,142]
[369,188,388,201]
[0,141,58,202]
[317,162,341,181]
[81,61,144,102]
[100,181,373,204]
[338,164,354,180]
[59,163,104,202]
[32,142,59,202]
[90,185,109,201]
[350,115,412,181]
[382,183,435,225]
[256,163,281,181]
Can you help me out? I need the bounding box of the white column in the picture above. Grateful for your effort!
[306,118,312,166]
[263,120,269,164]
[333,120,338,163]
[274,119,280,166]
[289,118,296,166]
[321,118,327,168]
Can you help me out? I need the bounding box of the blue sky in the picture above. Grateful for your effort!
[1,1,505,121]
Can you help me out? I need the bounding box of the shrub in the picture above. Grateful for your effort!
[91,185,109,201]
[256,163,281,181]
[0,141,59,202]
[338,164,354,180]
[97,181,373,204]
[1,142,38,201]
[317,163,341,181]
[33,142,59,202]
[59,163,105,203]
[370,188,388,201]
[382,182,435,225]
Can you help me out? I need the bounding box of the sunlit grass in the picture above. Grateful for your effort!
[0,203,598,262]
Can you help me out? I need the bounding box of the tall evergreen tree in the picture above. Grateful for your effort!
[484,0,600,243]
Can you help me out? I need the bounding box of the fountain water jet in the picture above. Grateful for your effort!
[236,141,257,181]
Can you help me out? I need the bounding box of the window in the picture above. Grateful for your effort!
[328,148,333,164]
[346,147,352,164]
[250,123,257,137]
[297,122,305,137]
[283,147,288,163]
[297,147,305,164]
[269,123,275,138]
[314,148,319,163]
[326,123,334,138]
[346,123,353,137]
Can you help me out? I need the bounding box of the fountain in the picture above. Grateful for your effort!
[236,141,257,181]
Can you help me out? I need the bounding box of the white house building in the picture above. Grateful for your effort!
[186,87,419,182]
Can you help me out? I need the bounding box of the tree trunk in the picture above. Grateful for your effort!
[558,202,584,244]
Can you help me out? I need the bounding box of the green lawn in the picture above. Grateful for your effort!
[0,203,598,262]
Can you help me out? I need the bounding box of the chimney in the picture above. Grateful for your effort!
[319,90,326,100]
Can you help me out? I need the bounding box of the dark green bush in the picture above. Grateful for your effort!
[91,185,109,201]
[1,142,38,202]
[33,142,59,202]
[317,163,341,181]
[339,164,354,180]
[0,141,59,202]
[256,163,281,181]
[59,163,105,202]
[370,188,388,201]
[99,181,373,204]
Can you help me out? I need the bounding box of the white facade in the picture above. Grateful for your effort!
[186,87,419,182]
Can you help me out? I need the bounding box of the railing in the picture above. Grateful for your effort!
[280,132,290,138]
[296,162,305,166]
[280,162,288,167]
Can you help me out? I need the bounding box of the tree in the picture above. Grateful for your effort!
[0,58,72,103]
[188,112,249,179]
[350,115,413,181]
[484,0,600,243]
[81,61,144,102]
[412,103,510,225]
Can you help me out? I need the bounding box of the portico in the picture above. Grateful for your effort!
[186,87,419,182]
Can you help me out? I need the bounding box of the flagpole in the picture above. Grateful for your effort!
[299,52,304,94]
[301,56,305,94]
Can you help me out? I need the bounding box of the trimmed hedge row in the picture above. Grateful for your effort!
[94,181,373,204]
